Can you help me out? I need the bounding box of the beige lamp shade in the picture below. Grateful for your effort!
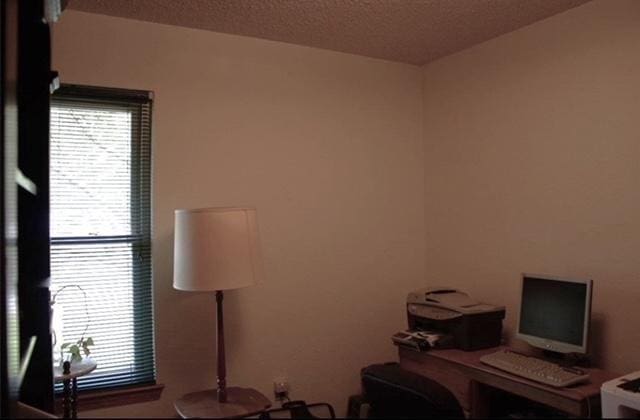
[173,207,264,291]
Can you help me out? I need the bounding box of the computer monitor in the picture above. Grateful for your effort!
[517,274,593,354]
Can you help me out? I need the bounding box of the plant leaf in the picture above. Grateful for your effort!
[61,343,70,350]
[85,337,94,346]
[83,347,90,356]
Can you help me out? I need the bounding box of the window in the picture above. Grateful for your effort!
[49,85,154,392]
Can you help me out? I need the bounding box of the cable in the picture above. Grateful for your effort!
[51,284,91,341]
[570,387,592,418]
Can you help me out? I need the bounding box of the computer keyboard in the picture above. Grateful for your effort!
[480,349,590,387]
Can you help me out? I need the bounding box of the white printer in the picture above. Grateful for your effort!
[601,371,640,418]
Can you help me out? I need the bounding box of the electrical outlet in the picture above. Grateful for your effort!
[273,378,290,401]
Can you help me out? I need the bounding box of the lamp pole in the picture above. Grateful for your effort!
[216,291,227,403]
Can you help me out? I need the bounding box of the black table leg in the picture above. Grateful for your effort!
[62,361,71,419]
[71,377,78,419]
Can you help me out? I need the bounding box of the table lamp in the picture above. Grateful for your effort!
[173,207,270,418]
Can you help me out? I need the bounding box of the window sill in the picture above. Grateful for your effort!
[54,383,164,413]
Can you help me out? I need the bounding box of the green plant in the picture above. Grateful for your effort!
[60,337,94,363]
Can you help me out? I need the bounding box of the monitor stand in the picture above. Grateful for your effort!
[542,349,591,368]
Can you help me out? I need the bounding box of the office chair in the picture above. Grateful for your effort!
[255,400,336,419]
[351,362,464,418]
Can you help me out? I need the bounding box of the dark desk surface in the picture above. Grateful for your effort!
[399,345,618,417]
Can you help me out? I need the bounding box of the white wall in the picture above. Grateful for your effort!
[52,11,425,417]
[422,0,640,374]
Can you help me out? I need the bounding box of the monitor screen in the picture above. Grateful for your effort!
[517,274,592,353]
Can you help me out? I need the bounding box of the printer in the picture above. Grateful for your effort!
[407,287,505,351]
[601,371,640,418]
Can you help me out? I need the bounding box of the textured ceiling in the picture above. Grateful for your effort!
[67,0,592,65]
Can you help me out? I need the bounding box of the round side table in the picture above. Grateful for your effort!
[53,359,97,419]
[175,387,271,418]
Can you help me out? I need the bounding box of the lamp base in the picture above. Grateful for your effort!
[174,387,271,419]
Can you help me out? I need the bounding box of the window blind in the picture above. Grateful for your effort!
[49,85,154,392]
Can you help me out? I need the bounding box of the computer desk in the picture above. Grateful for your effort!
[398,345,618,418]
